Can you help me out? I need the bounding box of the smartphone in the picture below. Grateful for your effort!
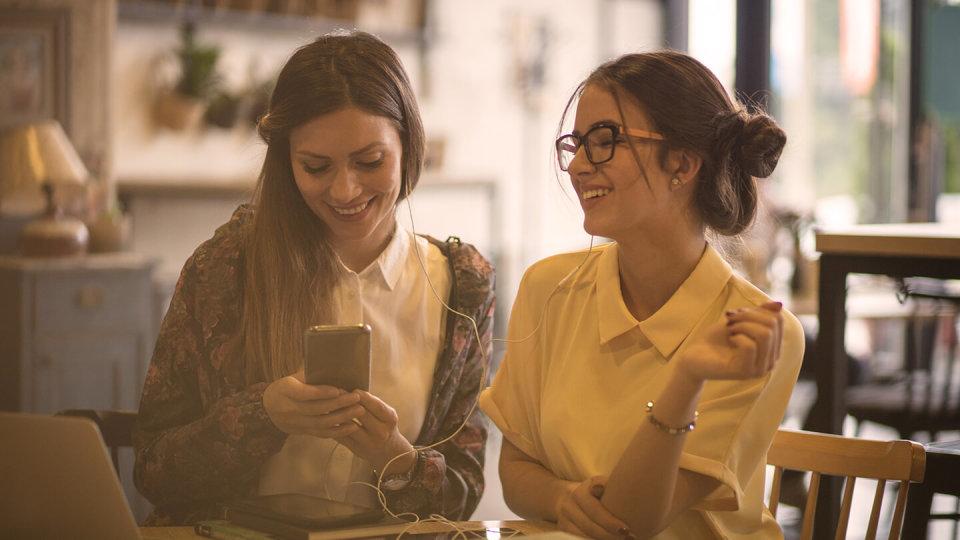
[225,493,384,530]
[303,324,371,391]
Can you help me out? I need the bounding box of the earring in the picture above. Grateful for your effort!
[670,177,682,188]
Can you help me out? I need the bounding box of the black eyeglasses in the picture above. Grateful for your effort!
[555,122,665,171]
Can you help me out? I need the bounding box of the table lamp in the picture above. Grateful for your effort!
[0,120,90,257]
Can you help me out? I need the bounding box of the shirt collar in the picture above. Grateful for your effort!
[339,225,409,291]
[596,243,642,344]
[596,243,733,358]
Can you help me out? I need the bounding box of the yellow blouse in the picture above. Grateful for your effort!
[480,243,803,539]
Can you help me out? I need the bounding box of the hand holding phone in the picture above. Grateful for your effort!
[263,325,373,438]
[334,389,418,477]
[262,375,365,439]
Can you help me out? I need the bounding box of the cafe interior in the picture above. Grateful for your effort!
[0,0,958,538]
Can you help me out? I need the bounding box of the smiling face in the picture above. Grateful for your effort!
[290,107,403,260]
[567,84,685,241]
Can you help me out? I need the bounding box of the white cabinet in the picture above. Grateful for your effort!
[0,253,157,522]
[0,253,156,414]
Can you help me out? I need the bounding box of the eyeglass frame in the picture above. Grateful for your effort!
[555,122,666,171]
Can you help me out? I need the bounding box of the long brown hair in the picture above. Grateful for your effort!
[242,31,425,383]
[559,50,786,236]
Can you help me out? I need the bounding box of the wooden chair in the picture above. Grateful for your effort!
[767,429,926,540]
[846,285,960,441]
[846,281,960,537]
[56,409,138,476]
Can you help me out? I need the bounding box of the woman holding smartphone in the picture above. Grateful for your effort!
[480,51,802,539]
[134,31,494,525]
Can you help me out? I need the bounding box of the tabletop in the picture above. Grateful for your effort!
[140,519,558,539]
[927,439,960,455]
[815,222,960,258]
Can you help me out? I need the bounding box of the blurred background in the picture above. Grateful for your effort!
[1,0,959,535]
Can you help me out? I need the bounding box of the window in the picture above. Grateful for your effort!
[921,1,960,221]
[770,0,911,225]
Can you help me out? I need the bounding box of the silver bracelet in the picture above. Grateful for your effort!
[374,450,422,492]
[645,401,698,435]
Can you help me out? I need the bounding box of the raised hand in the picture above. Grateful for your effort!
[676,301,784,383]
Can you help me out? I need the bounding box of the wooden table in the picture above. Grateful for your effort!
[808,222,960,537]
[902,439,960,538]
[140,520,558,539]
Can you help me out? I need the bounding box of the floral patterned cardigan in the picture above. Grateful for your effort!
[133,205,495,525]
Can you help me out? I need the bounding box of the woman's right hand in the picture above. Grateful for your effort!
[262,371,366,438]
[556,475,632,540]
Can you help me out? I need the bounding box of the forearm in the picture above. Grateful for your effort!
[383,380,489,519]
[134,383,286,509]
[383,273,495,519]
[499,440,574,522]
[383,434,485,519]
[502,458,575,521]
[601,368,704,536]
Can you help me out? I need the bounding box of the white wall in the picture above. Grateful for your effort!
[114,0,662,309]
[422,0,662,301]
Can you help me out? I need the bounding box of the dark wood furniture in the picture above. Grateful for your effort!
[846,283,959,439]
[56,409,138,474]
[807,223,960,537]
[903,439,960,539]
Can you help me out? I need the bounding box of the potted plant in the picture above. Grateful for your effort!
[204,89,242,129]
[154,22,222,131]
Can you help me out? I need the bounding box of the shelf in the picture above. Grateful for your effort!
[117,0,427,47]
[117,178,255,199]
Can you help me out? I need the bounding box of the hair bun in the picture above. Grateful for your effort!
[736,115,786,178]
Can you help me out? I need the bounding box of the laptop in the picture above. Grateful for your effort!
[0,412,141,539]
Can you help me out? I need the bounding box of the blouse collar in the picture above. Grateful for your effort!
[338,225,410,291]
[596,243,733,358]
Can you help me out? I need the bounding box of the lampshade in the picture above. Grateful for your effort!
[0,120,89,197]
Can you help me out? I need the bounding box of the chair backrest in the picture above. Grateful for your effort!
[767,429,926,540]
[904,290,959,423]
[56,409,137,475]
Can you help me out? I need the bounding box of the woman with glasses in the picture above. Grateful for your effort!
[133,32,494,525]
[480,51,802,539]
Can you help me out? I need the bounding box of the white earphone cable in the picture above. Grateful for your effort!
[314,177,594,538]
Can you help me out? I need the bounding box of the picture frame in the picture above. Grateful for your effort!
[0,0,112,183]
[0,7,70,132]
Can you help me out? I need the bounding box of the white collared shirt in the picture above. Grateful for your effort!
[259,227,451,505]
[480,243,803,539]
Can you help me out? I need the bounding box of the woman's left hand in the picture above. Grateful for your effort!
[676,301,784,382]
[335,390,417,476]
